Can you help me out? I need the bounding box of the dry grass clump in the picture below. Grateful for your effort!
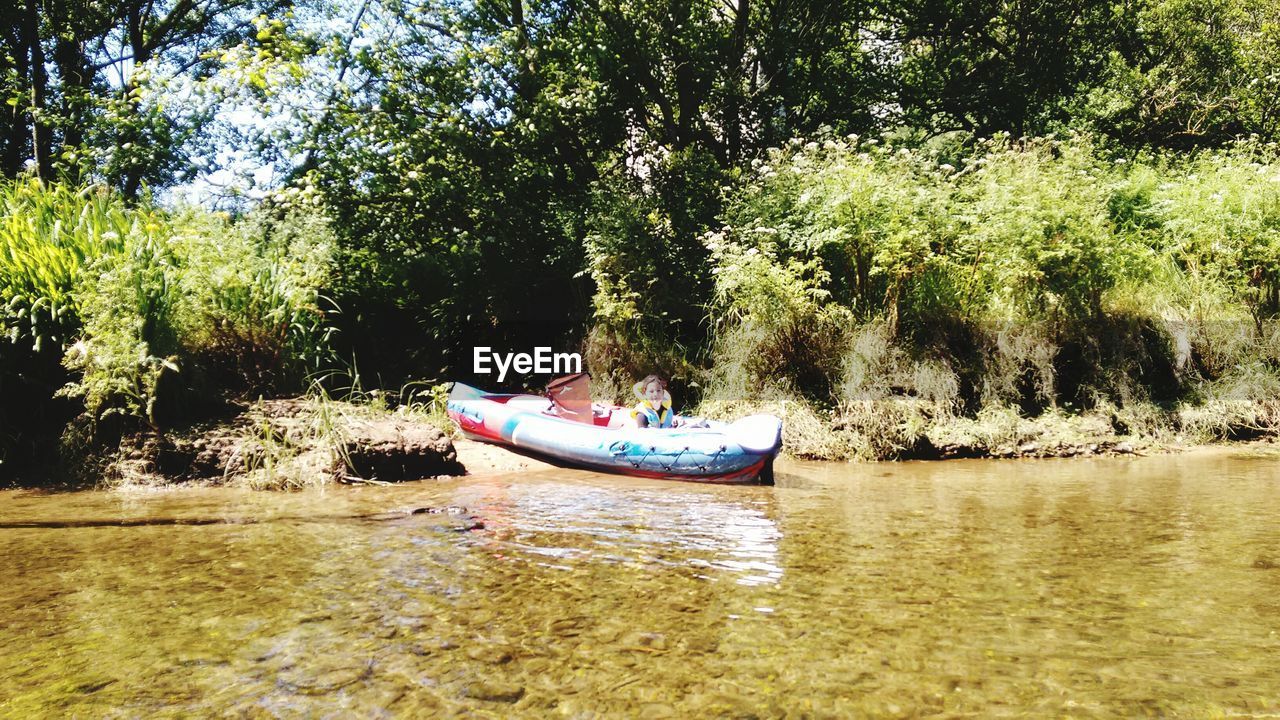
[977,322,1056,411]
[927,406,1120,456]
[698,383,857,460]
[828,320,961,458]
[1179,364,1280,442]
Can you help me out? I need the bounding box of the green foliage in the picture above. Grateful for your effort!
[585,147,722,334]
[892,0,1126,138]
[0,179,336,474]
[1149,143,1280,319]
[0,0,288,191]
[0,180,137,352]
[58,218,181,429]
[196,0,1280,397]
[720,135,960,324]
[714,134,1174,337]
[173,207,338,390]
[0,180,143,469]
[957,136,1146,323]
[702,132,1280,448]
[1071,0,1280,147]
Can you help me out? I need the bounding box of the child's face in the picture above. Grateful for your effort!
[644,381,665,406]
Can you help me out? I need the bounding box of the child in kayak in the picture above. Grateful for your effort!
[632,374,675,428]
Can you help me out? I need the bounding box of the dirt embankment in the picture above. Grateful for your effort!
[110,399,469,488]
[95,396,1276,489]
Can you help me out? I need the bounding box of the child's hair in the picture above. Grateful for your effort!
[640,374,667,390]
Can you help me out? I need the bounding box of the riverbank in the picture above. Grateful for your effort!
[35,392,1262,491]
[79,396,563,490]
[695,383,1280,462]
[94,398,463,490]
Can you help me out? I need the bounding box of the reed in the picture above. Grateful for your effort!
[0,179,147,353]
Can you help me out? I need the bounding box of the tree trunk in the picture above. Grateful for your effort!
[54,33,89,154]
[723,0,750,164]
[119,6,150,198]
[23,0,52,179]
[2,4,31,176]
[670,0,695,148]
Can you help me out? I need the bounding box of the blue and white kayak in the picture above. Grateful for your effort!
[447,382,782,484]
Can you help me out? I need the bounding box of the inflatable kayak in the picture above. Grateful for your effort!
[447,377,782,484]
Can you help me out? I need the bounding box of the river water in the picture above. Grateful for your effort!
[3,449,1279,717]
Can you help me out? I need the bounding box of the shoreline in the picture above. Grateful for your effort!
[3,435,1276,493]
[450,435,1280,476]
[3,396,1277,491]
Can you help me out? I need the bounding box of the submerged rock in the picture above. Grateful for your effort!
[462,680,525,703]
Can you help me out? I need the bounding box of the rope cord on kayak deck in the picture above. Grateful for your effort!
[664,446,689,471]
[633,445,656,469]
[699,446,726,472]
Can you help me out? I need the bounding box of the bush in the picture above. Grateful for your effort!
[1,180,151,470]
[59,220,181,430]
[0,179,337,477]
[696,132,1280,458]
[172,207,337,391]
[583,147,726,392]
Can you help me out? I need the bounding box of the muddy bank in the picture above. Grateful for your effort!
[761,395,1280,462]
[108,399,466,489]
[75,396,1280,489]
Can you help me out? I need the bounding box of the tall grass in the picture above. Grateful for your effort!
[0,180,142,353]
[1,178,337,478]
[1,181,144,471]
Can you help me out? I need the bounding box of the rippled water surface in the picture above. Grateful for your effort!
[3,449,1280,717]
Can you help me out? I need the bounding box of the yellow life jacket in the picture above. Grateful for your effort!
[632,399,673,428]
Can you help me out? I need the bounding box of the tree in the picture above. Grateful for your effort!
[0,0,287,195]
[1073,0,1280,147]
[887,0,1127,138]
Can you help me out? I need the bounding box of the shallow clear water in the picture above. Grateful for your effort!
[3,449,1280,717]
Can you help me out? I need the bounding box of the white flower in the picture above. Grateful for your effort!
[66,340,89,364]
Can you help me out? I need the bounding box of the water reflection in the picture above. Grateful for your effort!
[450,478,784,587]
[1,450,1279,717]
